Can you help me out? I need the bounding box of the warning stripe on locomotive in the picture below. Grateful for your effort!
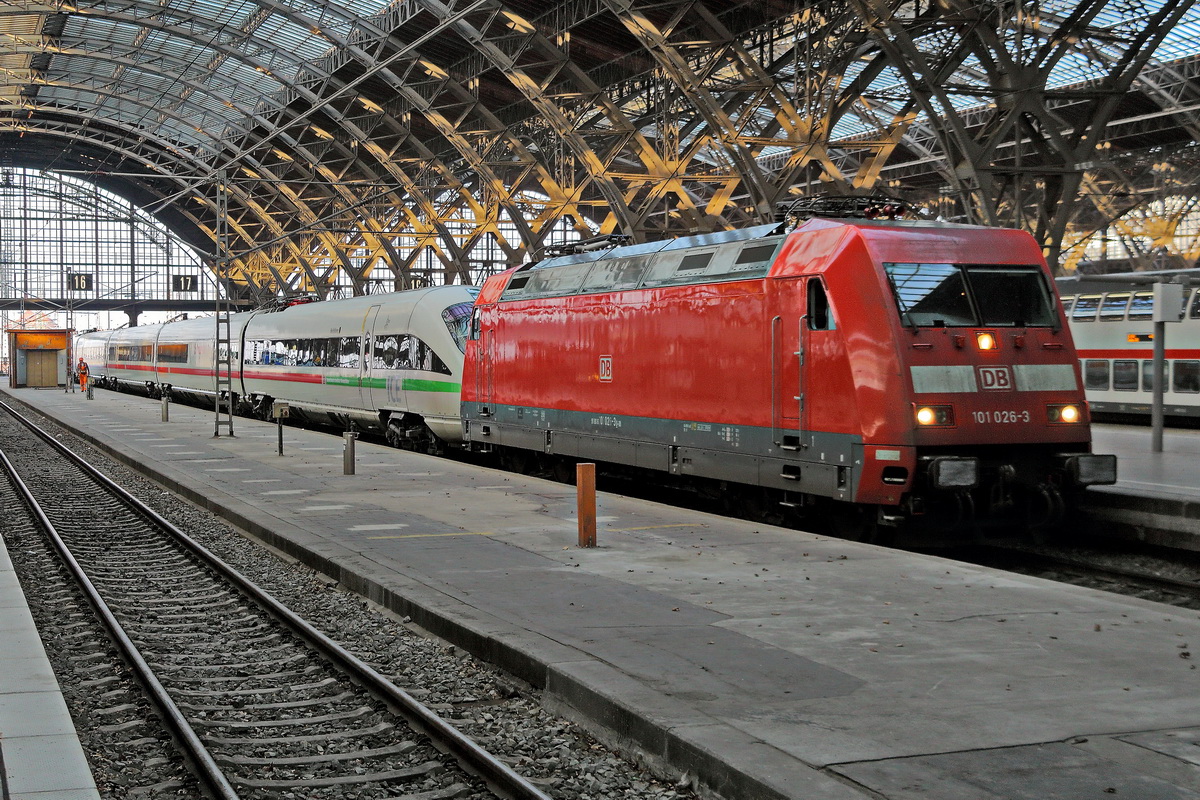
[910,364,1077,393]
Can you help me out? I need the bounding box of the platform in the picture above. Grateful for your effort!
[3,384,1200,800]
[0,500,101,799]
[1085,424,1200,550]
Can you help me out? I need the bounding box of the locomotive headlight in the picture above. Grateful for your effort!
[1048,403,1082,424]
[915,405,955,427]
[976,331,997,351]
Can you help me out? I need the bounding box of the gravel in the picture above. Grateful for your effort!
[4,404,702,800]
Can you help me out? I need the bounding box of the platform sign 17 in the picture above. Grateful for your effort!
[172,274,200,292]
[67,273,94,292]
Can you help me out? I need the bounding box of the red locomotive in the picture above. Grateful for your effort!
[461,198,1116,538]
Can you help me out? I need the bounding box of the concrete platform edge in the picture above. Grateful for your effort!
[1082,486,1200,552]
[1,393,824,800]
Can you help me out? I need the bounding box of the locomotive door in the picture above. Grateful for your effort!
[473,306,494,414]
[770,277,805,449]
[360,304,381,411]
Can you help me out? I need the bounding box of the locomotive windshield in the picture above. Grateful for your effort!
[885,263,1057,328]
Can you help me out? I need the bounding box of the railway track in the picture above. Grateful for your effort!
[944,541,1200,610]
[0,399,553,800]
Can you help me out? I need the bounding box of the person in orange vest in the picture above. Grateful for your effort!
[77,357,89,392]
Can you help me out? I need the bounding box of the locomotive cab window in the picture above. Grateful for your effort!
[885,263,1055,327]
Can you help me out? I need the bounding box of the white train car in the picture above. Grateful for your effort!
[239,287,477,446]
[1057,271,1200,419]
[79,285,478,449]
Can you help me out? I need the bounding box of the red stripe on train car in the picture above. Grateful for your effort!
[1076,349,1200,359]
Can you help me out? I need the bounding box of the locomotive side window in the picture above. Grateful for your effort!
[1175,361,1200,393]
[807,279,834,331]
[579,256,650,292]
[1099,293,1131,321]
[1128,292,1154,321]
[1084,360,1110,391]
[1112,360,1138,391]
[1071,295,1101,321]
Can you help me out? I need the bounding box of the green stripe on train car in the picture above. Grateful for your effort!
[325,375,360,387]
[403,379,460,393]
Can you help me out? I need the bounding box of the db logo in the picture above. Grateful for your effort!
[599,355,613,382]
[978,366,1012,391]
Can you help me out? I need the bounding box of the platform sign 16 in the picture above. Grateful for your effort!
[172,274,200,292]
[67,273,94,292]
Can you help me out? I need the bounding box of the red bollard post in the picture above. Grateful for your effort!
[577,463,596,548]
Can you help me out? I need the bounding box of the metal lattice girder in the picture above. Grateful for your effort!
[847,0,1196,266]
[8,0,1200,293]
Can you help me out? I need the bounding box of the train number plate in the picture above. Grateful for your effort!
[971,410,1030,424]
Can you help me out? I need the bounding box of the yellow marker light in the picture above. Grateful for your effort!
[1048,404,1082,424]
[976,331,996,351]
[915,405,954,426]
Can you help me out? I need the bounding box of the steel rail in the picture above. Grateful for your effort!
[0,445,241,800]
[0,399,554,800]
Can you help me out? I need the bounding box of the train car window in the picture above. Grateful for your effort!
[1061,295,1076,315]
[1071,294,1101,321]
[1084,360,1110,391]
[964,266,1056,327]
[1141,360,1160,392]
[1190,289,1200,320]
[389,335,450,374]
[1099,293,1131,321]
[1128,292,1154,320]
[884,263,974,326]
[442,302,476,352]
[338,337,360,369]
[1174,361,1200,393]
[157,343,188,364]
[1112,360,1138,391]
[807,279,834,331]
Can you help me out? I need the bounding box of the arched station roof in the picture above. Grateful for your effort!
[2,0,1199,300]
